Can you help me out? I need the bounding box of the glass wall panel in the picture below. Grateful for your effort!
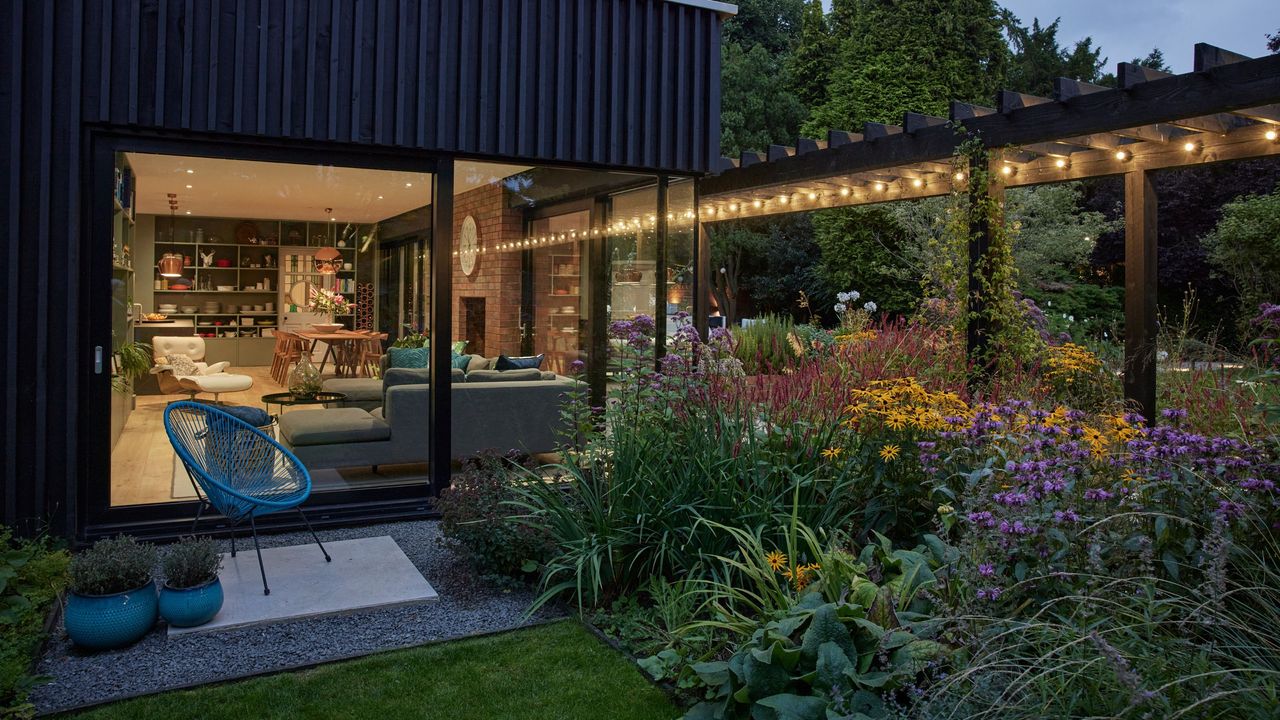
[108,152,432,507]
[450,161,658,467]
[666,179,697,339]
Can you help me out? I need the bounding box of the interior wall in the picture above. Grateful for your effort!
[452,183,523,356]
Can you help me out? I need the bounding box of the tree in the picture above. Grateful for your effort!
[787,0,834,110]
[1130,48,1170,72]
[812,207,923,316]
[1204,186,1280,332]
[722,0,805,56]
[1002,13,1106,95]
[805,0,1008,134]
[719,42,808,158]
[709,225,768,325]
[1269,28,1280,54]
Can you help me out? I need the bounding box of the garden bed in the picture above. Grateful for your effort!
[31,520,564,715]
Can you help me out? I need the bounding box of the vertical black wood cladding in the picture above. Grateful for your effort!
[1,0,723,535]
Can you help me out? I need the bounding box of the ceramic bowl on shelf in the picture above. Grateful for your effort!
[311,323,344,333]
[216,285,235,291]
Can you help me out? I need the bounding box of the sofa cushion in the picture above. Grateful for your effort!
[495,353,544,370]
[278,408,390,446]
[467,354,494,373]
[466,368,544,383]
[166,353,199,376]
[387,346,429,368]
[450,351,471,370]
[321,377,383,402]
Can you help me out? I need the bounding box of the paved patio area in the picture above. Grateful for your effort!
[32,520,562,714]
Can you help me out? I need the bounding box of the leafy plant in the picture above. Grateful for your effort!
[1,528,68,718]
[732,314,798,374]
[436,451,554,581]
[160,536,220,589]
[686,589,947,720]
[68,536,155,596]
[111,340,152,394]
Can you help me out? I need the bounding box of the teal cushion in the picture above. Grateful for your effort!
[450,351,471,370]
[387,346,429,369]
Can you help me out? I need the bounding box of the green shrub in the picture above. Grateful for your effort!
[161,536,221,589]
[1,529,68,718]
[732,315,798,374]
[436,451,554,581]
[68,536,156,596]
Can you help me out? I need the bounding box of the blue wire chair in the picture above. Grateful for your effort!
[164,401,331,595]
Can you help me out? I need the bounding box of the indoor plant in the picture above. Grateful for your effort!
[64,535,157,650]
[158,536,223,628]
[111,339,152,394]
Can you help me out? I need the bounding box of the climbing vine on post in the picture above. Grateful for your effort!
[930,130,1043,382]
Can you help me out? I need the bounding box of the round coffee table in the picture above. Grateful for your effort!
[261,391,348,414]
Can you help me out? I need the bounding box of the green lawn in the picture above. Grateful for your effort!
[64,621,679,720]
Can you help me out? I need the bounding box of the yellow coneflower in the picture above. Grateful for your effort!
[879,444,901,462]
[765,550,787,572]
[821,447,844,461]
[937,504,954,515]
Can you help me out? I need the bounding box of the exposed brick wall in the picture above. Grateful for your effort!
[453,183,524,356]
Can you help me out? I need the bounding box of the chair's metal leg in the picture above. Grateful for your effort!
[296,508,332,562]
[230,525,237,557]
[190,501,206,535]
[249,513,270,595]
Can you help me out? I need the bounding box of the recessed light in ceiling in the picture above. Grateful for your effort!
[405,182,412,188]
[377,195,384,200]
[186,169,194,174]
[185,184,192,189]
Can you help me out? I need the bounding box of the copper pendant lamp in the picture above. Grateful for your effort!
[157,194,184,277]
[314,207,340,274]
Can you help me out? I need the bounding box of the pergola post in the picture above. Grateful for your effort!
[966,155,1003,385]
[1124,169,1159,422]
[693,221,711,342]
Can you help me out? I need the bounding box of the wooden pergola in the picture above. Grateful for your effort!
[695,44,1280,420]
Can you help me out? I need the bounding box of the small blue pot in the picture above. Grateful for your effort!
[159,578,224,628]
[64,583,158,650]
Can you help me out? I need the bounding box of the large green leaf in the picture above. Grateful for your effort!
[756,693,828,720]
[800,604,856,662]
[813,641,852,691]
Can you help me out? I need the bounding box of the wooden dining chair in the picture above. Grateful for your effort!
[271,331,304,385]
[359,332,388,378]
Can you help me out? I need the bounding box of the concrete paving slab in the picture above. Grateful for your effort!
[169,535,437,636]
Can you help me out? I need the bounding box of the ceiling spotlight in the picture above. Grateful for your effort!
[377,195,384,200]
[186,169,194,174]
[185,211,191,215]
[1114,149,1131,162]
[185,184,193,189]
[1054,158,1070,169]
[1267,129,1279,142]
[405,182,413,188]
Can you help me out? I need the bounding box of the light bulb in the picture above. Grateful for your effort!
[1001,165,1014,176]
[185,169,194,174]
[752,199,762,209]
[807,191,818,201]
[728,203,739,212]
[1054,158,1069,169]
[911,178,924,189]
[779,195,789,204]
[1115,149,1131,162]
[954,171,965,181]
[1267,129,1279,142]
[405,182,412,187]
[874,182,886,192]
[839,187,851,197]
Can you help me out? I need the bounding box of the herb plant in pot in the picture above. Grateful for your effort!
[158,536,223,628]
[65,536,158,650]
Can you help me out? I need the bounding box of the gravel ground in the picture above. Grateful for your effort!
[31,519,563,715]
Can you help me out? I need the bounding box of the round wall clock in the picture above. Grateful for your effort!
[459,215,480,276]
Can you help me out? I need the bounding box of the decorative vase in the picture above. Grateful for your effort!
[64,583,158,650]
[159,578,223,628]
[288,356,323,398]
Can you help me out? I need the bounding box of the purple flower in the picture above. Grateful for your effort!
[1084,488,1114,501]
[976,587,1004,601]
[978,563,995,578]
[568,359,586,375]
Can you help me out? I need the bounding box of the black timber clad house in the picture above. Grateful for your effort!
[1,0,733,539]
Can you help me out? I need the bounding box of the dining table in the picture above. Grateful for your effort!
[294,329,370,378]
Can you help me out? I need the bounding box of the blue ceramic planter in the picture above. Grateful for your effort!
[159,578,224,628]
[64,583,158,650]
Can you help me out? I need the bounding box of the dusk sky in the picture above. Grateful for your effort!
[820,0,1277,74]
